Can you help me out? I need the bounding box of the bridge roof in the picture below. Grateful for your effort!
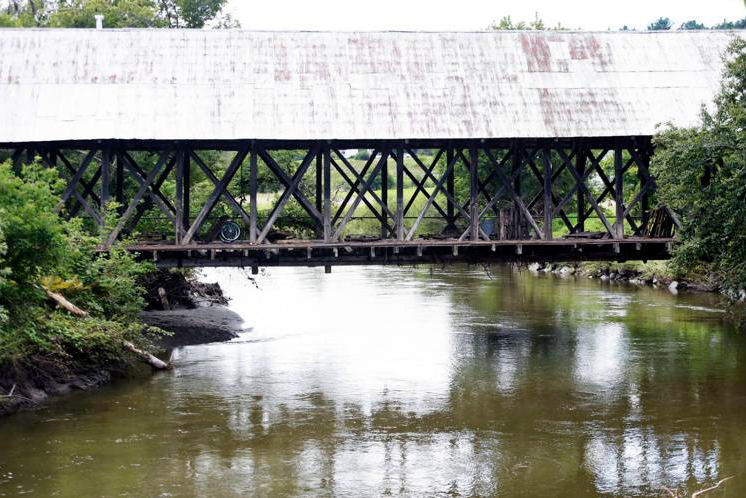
[0,29,739,144]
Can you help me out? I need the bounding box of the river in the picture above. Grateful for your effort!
[0,265,744,497]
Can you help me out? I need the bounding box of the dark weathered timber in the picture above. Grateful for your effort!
[249,147,258,243]
[614,146,625,239]
[445,147,455,230]
[315,149,323,238]
[100,148,111,212]
[6,136,672,268]
[174,150,185,243]
[396,146,405,240]
[258,146,322,222]
[183,148,247,244]
[469,143,479,241]
[256,147,317,244]
[115,152,125,216]
[130,238,675,269]
[576,142,586,233]
[402,148,448,219]
[105,151,169,246]
[323,147,331,242]
[334,148,387,241]
[190,151,251,227]
[542,147,552,240]
[122,152,176,216]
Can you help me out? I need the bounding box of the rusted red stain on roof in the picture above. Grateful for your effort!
[520,33,551,72]
[569,35,611,68]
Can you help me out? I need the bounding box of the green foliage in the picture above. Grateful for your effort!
[713,18,746,30]
[49,0,160,28]
[680,20,706,30]
[652,38,746,294]
[157,0,227,28]
[352,149,370,161]
[647,17,673,30]
[0,161,156,367]
[1,0,234,28]
[0,223,9,327]
[489,13,566,31]
[0,164,66,291]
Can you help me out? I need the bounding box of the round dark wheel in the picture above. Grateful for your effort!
[219,220,241,243]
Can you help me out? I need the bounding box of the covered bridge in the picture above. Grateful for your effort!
[0,29,738,267]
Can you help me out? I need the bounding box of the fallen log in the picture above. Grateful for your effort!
[43,287,88,317]
[42,286,171,370]
[123,341,172,370]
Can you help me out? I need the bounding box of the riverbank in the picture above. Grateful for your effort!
[0,271,242,417]
[140,306,245,349]
[527,261,722,294]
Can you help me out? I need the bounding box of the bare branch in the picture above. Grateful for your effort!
[691,477,733,498]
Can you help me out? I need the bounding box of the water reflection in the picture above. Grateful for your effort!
[0,265,744,498]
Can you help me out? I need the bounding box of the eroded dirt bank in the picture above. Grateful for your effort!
[1,270,243,417]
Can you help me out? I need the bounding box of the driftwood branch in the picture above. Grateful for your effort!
[43,287,88,317]
[691,477,733,498]
[661,476,734,498]
[123,341,172,370]
[41,286,171,370]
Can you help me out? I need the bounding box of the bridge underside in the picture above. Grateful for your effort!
[3,136,676,269]
[132,239,673,269]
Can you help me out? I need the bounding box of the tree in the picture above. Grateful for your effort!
[49,0,160,28]
[156,0,229,28]
[713,17,746,29]
[652,39,746,294]
[0,161,155,366]
[680,20,706,30]
[647,17,673,30]
[488,13,566,31]
[1,0,52,26]
[1,0,236,28]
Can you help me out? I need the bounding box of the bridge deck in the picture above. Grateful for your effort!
[128,237,675,269]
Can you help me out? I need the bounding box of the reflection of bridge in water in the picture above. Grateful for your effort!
[2,30,731,268]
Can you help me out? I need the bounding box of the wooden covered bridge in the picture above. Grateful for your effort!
[0,29,734,268]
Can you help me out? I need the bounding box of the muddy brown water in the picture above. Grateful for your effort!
[0,265,744,498]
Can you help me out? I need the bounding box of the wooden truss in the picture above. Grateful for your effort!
[7,137,659,250]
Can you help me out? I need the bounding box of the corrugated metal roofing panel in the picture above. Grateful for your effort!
[0,29,740,143]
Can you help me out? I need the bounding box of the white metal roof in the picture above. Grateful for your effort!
[0,29,739,143]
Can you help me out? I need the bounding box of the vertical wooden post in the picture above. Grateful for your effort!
[101,148,111,219]
[469,142,479,241]
[115,152,124,216]
[396,145,404,240]
[639,143,651,233]
[11,148,23,175]
[576,140,586,233]
[249,145,258,243]
[446,146,455,230]
[323,145,332,242]
[183,150,191,236]
[381,146,388,239]
[543,145,552,240]
[512,140,522,238]
[614,144,624,239]
[315,148,323,239]
[175,150,184,244]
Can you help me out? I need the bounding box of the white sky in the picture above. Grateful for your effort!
[227,0,745,31]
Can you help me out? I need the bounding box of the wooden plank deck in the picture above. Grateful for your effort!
[125,237,675,269]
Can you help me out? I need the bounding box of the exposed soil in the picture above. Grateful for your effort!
[141,269,228,310]
[140,306,245,349]
[1,270,241,417]
[0,361,112,417]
